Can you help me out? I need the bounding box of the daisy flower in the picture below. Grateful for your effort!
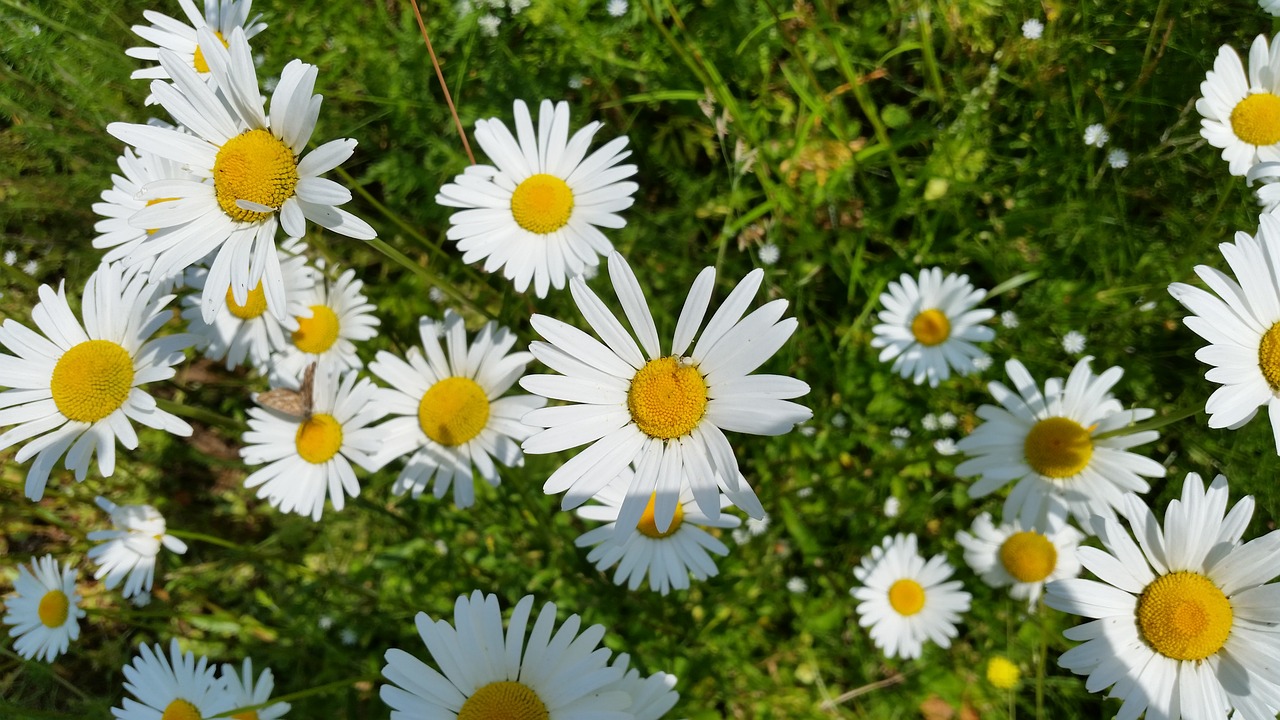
[435,99,638,297]
[1198,34,1280,176]
[870,267,995,387]
[107,26,375,324]
[604,654,679,720]
[1021,18,1043,40]
[1061,330,1086,354]
[1107,148,1130,169]
[758,242,780,266]
[575,469,742,594]
[380,590,630,720]
[0,261,193,501]
[3,555,84,662]
[241,368,384,520]
[1045,473,1280,720]
[851,533,972,660]
[955,512,1083,609]
[366,311,545,508]
[1170,214,1280,451]
[221,658,290,720]
[87,496,188,599]
[126,0,266,94]
[955,357,1166,530]
[113,639,235,720]
[268,266,380,386]
[519,252,808,536]
[1083,124,1110,148]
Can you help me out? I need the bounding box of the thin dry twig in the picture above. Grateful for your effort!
[406,0,475,165]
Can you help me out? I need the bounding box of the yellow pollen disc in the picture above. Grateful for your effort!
[1259,322,1280,391]
[213,128,299,223]
[295,413,343,464]
[910,308,951,346]
[1231,92,1280,147]
[1136,571,1233,661]
[418,376,491,447]
[224,282,268,320]
[1023,416,1093,479]
[627,356,708,440]
[637,493,685,539]
[510,174,574,234]
[160,699,202,720]
[36,590,69,628]
[144,197,178,235]
[191,30,228,73]
[986,656,1021,689]
[51,340,134,423]
[999,531,1058,583]
[457,681,549,720]
[888,578,926,616]
[292,305,340,354]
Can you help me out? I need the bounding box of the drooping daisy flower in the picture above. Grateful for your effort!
[435,99,639,297]
[1170,215,1280,452]
[113,639,235,720]
[220,658,290,720]
[955,357,1165,530]
[108,26,375,323]
[88,496,188,599]
[1045,473,1280,720]
[850,533,972,660]
[366,311,545,507]
[0,261,193,501]
[380,591,630,720]
[1198,34,1280,176]
[3,555,84,662]
[870,268,995,387]
[520,252,808,536]
[241,368,383,520]
[126,0,266,94]
[268,267,379,386]
[575,469,742,594]
[603,654,679,720]
[955,512,1083,609]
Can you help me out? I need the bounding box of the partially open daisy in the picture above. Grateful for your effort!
[604,653,679,720]
[955,357,1165,531]
[380,590,630,720]
[1198,34,1280,176]
[268,266,379,386]
[575,469,741,594]
[366,311,544,508]
[520,252,810,536]
[1169,214,1280,453]
[0,261,193,501]
[88,496,188,600]
[956,512,1083,609]
[241,368,384,520]
[220,658,290,720]
[436,99,638,297]
[870,267,995,387]
[108,26,375,323]
[3,555,84,663]
[850,533,972,660]
[126,0,266,96]
[1045,473,1280,720]
[113,639,235,720]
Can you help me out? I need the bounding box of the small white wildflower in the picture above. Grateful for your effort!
[579,262,599,280]
[434,539,449,555]
[318,615,334,630]
[131,592,151,608]
[31,24,41,36]
[796,486,813,498]
[972,355,992,371]
[340,628,357,645]
[747,515,770,536]
[427,287,446,304]
[1000,310,1019,328]
[568,75,584,89]
[883,496,901,518]
[731,527,751,544]
[786,576,808,593]
[508,0,531,12]
[21,259,38,276]
[1107,148,1130,168]
[478,13,501,36]
[262,75,278,93]
[831,412,848,429]
[607,0,628,16]
[934,438,958,456]
[922,414,939,431]
[938,412,957,430]
[1083,124,1110,148]
[799,424,816,437]
[759,243,780,266]
[890,426,910,449]
[1139,300,1156,312]
[3,250,15,265]
[1021,18,1044,40]
[1062,330,1087,354]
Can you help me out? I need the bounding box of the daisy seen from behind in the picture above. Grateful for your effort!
[0,261,192,501]
[113,639,235,720]
[870,267,995,387]
[221,658,290,720]
[126,0,266,93]
[955,356,1165,531]
[1045,473,1280,720]
[851,533,972,660]
[380,590,630,720]
[88,496,188,600]
[436,99,638,297]
[520,251,810,538]
[3,555,84,662]
[366,310,544,508]
[1198,33,1280,176]
[956,511,1083,609]
[108,26,375,324]
[268,266,380,386]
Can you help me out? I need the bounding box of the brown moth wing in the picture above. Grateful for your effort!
[256,363,317,419]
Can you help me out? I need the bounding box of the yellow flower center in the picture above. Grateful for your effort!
[418,376,490,447]
[37,589,69,628]
[1136,571,1234,661]
[160,699,202,720]
[292,305,340,354]
[887,578,926,616]
[1259,322,1280,391]
[225,282,268,320]
[457,681,549,720]
[627,356,708,440]
[213,129,299,223]
[509,174,574,234]
[999,531,1058,583]
[1230,92,1280,147]
[986,656,1021,689]
[637,493,685,539]
[295,413,343,464]
[910,308,951,346]
[144,197,177,235]
[50,340,135,423]
[191,30,228,74]
[1023,416,1093,479]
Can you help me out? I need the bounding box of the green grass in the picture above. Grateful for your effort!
[3,0,1280,717]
